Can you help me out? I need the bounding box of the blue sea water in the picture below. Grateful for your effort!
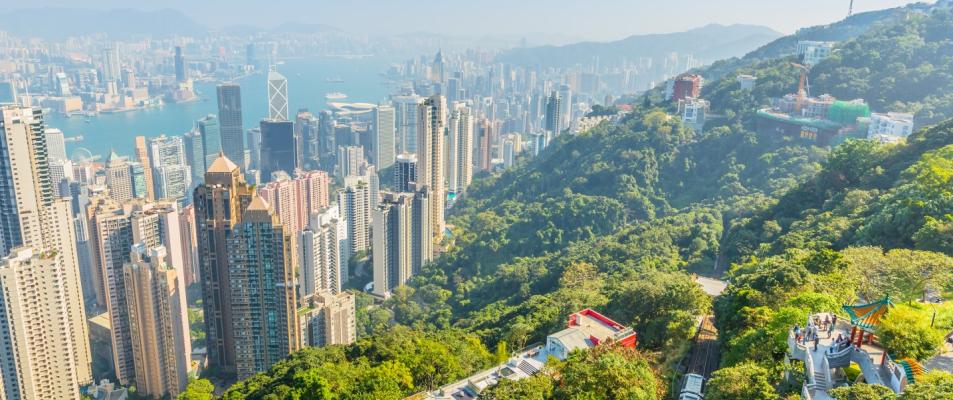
[47,56,397,159]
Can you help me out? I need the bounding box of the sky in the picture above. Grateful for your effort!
[18,0,929,41]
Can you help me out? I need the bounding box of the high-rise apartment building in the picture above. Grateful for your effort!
[393,94,423,154]
[134,136,156,201]
[246,127,261,171]
[447,103,473,195]
[337,145,366,179]
[259,170,331,236]
[0,106,92,399]
[417,95,446,239]
[338,176,371,254]
[105,151,135,204]
[299,291,355,348]
[372,189,431,298]
[372,105,396,170]
[259,119,296,182]
[545,90,562,136]
[394,153,418,193]
[123,244,191,398]
[267,67,289,121]
[299,205,347,296]
[475,118,492,172]
[192,155,255,375]
[216,84,245,167]
[227,196,299,379]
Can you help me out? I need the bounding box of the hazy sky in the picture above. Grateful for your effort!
[20,0,928,40]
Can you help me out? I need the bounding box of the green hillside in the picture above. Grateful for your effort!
[203,7,953,400]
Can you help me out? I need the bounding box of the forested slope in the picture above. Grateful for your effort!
[203,7,953,400]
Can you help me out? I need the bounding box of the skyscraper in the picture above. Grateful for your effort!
[0,106,92,398]
[45,128,67,161]
[317,110,336,171]
[545,90,562,136]
[197,115,222,171]
[299,206,346,296]
[417,95,446,240]
[105,150,134,204]
[103,46,121,85]
[123,244,191,398]
[295,110,319,169]
[299,291,355,348]
[372,192,413,298]
[267,67,289,121]
[227,196,299,379]
[174,46,188,83]
[134,136,157,201]
[558,84,573,131]
[475,118,492,172]
[447,103,473,195]
[259,119,296,181]
[246,127,261,171]
[258,170,331,236]
[393,94,423,154]
[394,153,418,193]
[338,176,371,254]
[372,104,396,170]
[216,84,245,167]
[337,145,366,179]
[149,135,192,204]
[183,130,205,185]
[193,155,255,375]
[372,189,431,298]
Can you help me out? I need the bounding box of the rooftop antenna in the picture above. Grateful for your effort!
[848,0,855,18]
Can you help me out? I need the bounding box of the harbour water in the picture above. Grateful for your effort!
[47,56,397,159]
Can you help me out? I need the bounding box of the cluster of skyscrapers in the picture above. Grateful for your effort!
[0,35,632,397]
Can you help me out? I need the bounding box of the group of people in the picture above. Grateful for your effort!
[792,313,840,352]
[829,333,853,354]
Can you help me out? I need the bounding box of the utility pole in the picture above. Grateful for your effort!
[848,0,855,18]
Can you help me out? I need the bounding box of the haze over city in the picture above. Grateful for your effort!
[0,1,952,399]
[11,0,926,39]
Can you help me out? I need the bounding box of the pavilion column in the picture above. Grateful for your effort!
[850,326,857,344]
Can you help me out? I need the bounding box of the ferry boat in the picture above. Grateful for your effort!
[325,92,348,100]
[326,77,344,83]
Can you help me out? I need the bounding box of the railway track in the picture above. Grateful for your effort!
[686,315,720,379]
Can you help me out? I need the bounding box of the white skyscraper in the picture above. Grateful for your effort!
[417,95,446,239]
[338,176,371,255]
[267,67,289,121]
[446,103,473,195]
[299,206,346,296]
[0,106,92,399]
[45,128,68,161]
[372,104,396,170]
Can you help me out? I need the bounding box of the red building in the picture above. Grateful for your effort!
[672,74,702,102]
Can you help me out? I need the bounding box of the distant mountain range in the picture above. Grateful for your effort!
[0,8,345,39]
[0,8,208,39]
[495,24,784,67]
[699,1,943,80]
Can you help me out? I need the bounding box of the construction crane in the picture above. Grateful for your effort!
[848,0,855,18]
[791,63,811,114]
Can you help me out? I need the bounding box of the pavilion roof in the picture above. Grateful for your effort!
[842,296,893,332]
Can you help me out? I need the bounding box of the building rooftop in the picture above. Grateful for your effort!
[207,153,239,173]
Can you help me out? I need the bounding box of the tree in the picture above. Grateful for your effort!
[829,383,897,400]
[553,345,658,400]
[481,373,554,400]
[899,371,953,400]
[877,307,944,361]
[177,379,215,400]
[706,362,779,400]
